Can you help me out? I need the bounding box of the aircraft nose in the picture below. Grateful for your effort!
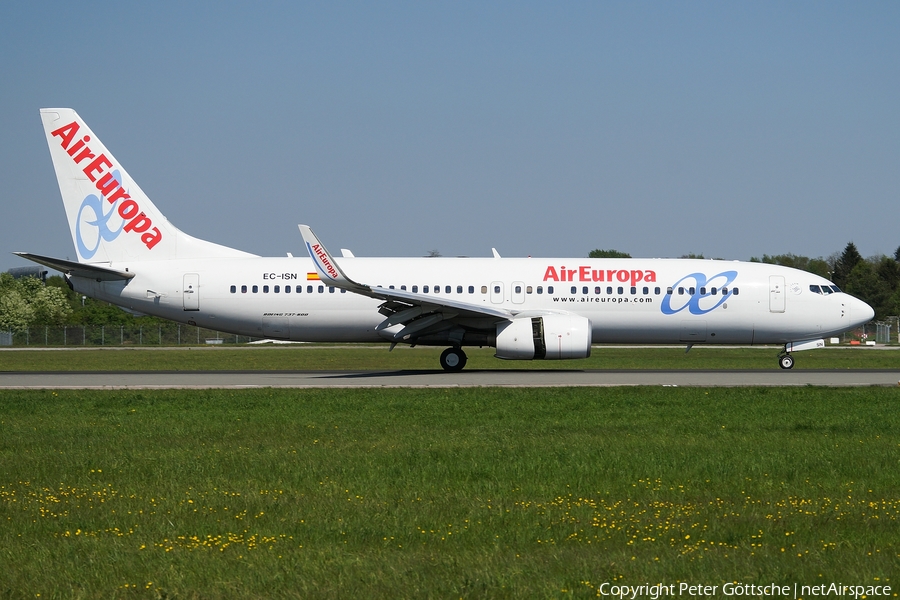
[852,296,875,326]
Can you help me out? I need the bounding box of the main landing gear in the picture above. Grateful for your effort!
[778,351,794,370]
[440,347,468,372]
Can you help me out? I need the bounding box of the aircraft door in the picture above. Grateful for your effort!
[511,281,525,304]
[183,273,200,311]
[769,276,785,313]
[490,281,504,304]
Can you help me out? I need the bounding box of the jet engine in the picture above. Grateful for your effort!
[495,314,592,360]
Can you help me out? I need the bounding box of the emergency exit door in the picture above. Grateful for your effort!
[490,281,504,304]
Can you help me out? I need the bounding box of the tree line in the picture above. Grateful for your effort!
[0,272,170,334]
[3,241,899,334]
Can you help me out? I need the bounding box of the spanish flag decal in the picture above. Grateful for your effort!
[307,272,320,281]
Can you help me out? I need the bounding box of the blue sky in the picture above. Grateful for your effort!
[2,1,898,271]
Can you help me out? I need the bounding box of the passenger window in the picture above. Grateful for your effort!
[423,286,429,293]
[595,286,601,294]
[582,286,588,294]
[252,285,258,293]
[341,289,346,293]
[400,285,406,291]
[617,287,624,294]
[700,287,706,295]
[494,285,501,294]
[678,287,684,295]
[481,286,488,294]
[667,287,673,295]
[630,286,636,294]
[329,286,335,293]
[721,287,728,295]
[241,285,247,293]
[307,285,313,293]
[655,287,661,295]
[571,286,577,294]
[516,285,523,294]
[470,286,476,294]
[457,285,463,294]
[525,286,532,294]
[318,285,324,293]
[537,286,543,294]
[296,285,302,293]
[446,286,452,294]
[689,287,695,295]
[435,286,440,293]
[412,285,418,293]
[285,285,290,294]
[607,286,613,294]
[733,288,739,295]
[548,286,554,294]
[389,285,395,289]
[263,285,269,293]
[274,285,280,293]
[711,287,717,295]
[230,285,236,293]
[643,287,649,295]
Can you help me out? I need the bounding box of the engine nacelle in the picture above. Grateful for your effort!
[495,314,592,360]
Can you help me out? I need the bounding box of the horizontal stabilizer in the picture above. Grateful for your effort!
[13,252,135,281]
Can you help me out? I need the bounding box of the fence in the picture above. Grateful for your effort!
[2,324,264,347]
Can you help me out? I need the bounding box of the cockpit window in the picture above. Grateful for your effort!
[810,284,841,295]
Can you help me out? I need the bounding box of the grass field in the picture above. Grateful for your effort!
[1,344,898,372]
[1,386,898,598]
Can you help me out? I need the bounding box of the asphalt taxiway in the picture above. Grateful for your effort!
[1,369,898,389]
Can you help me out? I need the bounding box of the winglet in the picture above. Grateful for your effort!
[298,225,364,290]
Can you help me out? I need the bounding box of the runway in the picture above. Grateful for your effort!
[1,369,898,389]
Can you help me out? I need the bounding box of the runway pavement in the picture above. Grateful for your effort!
[1,369,898,389]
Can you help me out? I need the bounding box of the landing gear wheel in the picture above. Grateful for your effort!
[778,354,794,370]
[440,347,468,372]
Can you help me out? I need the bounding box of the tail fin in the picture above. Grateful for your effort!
[40,109,254,263]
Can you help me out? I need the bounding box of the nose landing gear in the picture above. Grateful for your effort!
[778,351,794,370]
[440,347,468,372]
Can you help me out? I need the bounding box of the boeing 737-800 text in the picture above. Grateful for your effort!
[17,109,875,371]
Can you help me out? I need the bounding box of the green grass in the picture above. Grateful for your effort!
[1,345,898,371]
[1,387,898,598]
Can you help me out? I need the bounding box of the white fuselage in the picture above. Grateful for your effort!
[71,256,870,346]
[31,108,876,371]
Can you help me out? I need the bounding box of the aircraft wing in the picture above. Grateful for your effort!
[298,225,514,343]
[13,252,135,281]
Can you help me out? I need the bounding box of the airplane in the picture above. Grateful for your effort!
[16,108,875,371]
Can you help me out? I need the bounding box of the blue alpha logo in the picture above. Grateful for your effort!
[75,170,125,259]
[660,271,738,315]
